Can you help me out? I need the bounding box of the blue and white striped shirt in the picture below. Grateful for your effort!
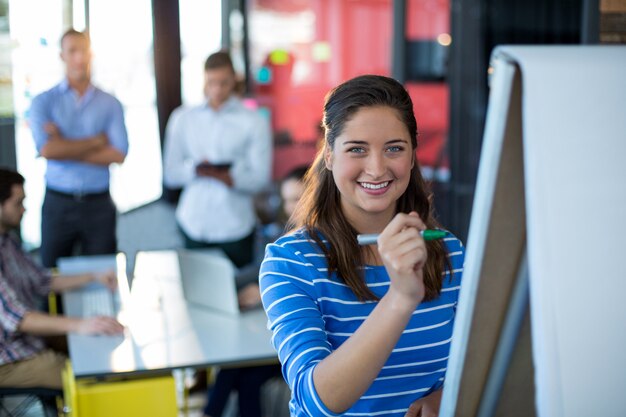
[260,229,464,416]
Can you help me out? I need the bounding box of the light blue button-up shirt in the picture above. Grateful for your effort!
[28,79,129,194]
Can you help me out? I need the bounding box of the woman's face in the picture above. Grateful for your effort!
[325,106,413,227]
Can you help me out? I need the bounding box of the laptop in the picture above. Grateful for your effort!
[58,253,126,318]
[177,249,240,315]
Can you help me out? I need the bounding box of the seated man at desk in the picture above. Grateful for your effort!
[0,168,124,389]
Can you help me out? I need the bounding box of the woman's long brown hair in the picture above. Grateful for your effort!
[291,75,451,301]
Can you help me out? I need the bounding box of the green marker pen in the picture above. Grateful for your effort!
[356,230,447,245]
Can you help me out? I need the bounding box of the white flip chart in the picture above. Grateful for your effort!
[440,46,626,417]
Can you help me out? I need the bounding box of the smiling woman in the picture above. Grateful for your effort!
[259,74,465,417]
[325,106,414,222]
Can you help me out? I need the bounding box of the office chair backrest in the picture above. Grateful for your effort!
[0,386,61,417]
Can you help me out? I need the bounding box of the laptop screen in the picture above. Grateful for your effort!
[177,249,240,315]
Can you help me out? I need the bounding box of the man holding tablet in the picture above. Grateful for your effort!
[163,51,272,267]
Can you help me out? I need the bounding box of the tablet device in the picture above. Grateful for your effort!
[198,161,232,170]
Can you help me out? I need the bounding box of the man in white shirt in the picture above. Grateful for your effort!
[163,51,272,268]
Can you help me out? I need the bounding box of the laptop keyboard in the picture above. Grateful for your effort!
[82,290,116,317]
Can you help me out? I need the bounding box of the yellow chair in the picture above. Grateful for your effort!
[62,361,178,417]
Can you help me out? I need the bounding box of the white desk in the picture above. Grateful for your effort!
[59,251,277,379]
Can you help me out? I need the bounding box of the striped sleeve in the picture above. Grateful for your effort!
[260,236,341,417]
[0,270,28,333]
[34,269,52,298]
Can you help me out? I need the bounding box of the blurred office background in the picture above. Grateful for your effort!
[0,0,624,250]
